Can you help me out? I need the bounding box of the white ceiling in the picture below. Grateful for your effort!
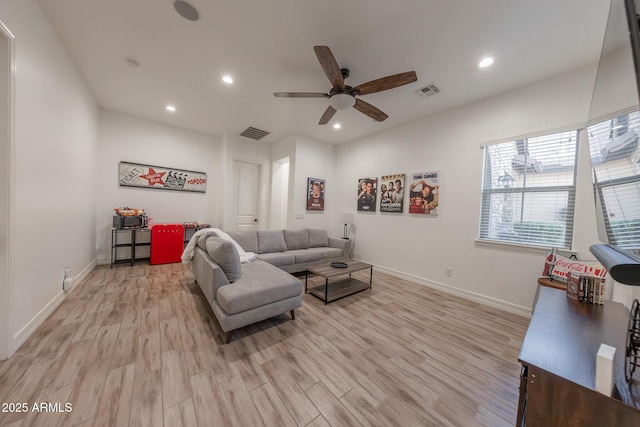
[36,0,612,145]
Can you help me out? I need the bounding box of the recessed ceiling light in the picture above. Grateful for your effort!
[222,75,234,84]
[478,57,494,68]
[165,105,176,112]
[333,123,341,129]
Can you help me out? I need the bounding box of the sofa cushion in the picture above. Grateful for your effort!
[256,252,296,267]
[308,229,329,248]
[206,237,241,283]
[318,247,344,259]
[216,261,302,315]
[303,247,342,260]
[286,249,322,263]
[257,230,287,253]
[226,230,258,253]
[284,229,308,250]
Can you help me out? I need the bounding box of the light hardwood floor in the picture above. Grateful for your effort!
[0,263,529,426]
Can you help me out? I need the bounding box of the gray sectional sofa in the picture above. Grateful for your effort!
[227,228,349,273]
[191,229,349,343]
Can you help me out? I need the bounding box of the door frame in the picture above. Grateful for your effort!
[0,20,15,360]
[270,156,290,229]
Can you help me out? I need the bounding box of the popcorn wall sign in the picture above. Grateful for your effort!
[118,161,207,193]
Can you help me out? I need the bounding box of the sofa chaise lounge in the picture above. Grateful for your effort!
[190,228,349,343]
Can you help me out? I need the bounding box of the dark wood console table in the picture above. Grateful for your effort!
[537,276,567,291]
[517,286,640,426]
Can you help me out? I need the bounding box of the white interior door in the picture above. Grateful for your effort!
[234,160,261,231]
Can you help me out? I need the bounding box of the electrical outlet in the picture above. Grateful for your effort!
[445,268,453,277]
[63,266,73,291]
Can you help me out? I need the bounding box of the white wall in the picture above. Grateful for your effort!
[270,134,338,234]
[289,135,338,234]
[0,0,99,350]
[270,157,289,229]
[589,45,638,120]
[96,109,223,263]
[336,65,599,314]
[272,134,297,228]
[0,20,12,361]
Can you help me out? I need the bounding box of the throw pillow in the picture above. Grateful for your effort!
[197,231,219,250]
[308,229,329,248]
[206,237,241,283]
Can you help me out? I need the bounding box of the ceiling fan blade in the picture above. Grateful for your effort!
[354,71,417,96]
[318,106,337,125]
[314,46,344,90]
[353,99,388,122]
[274,92,329,98]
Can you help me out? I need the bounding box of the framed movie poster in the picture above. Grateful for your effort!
[380,174,405,213]
[408,171,440,215]
[307,178,325,211]
[357,178,377,212]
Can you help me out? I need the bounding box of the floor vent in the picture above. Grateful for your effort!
[414,83,440,98]
[240,127,270,140]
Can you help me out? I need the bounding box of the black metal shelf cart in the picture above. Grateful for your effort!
[110,228,151,267]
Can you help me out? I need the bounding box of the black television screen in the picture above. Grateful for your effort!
[626,0,640,105]
[588,0,640,286]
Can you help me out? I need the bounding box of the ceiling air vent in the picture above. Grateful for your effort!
[414,83,440,99]
[240,127,270,140]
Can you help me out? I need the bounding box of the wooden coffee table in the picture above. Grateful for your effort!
[305,259,373,304]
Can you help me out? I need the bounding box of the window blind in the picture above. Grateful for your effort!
[478,129,578,248]
[587,110,640,254]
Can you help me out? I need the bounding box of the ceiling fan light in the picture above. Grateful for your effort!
[478,57,494,68]
[330,93,356,110]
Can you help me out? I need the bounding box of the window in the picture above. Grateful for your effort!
[479,129,579,248]
[587,110,640,255]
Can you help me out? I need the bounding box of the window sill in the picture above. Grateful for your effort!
[474,239,562,255]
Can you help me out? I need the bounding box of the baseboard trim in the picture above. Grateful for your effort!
[12,259,97,352]
[12,291,65,351]
[372,263,532,318]
[73,259,96,288]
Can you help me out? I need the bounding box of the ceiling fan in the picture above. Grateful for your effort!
[274,46,417,125]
